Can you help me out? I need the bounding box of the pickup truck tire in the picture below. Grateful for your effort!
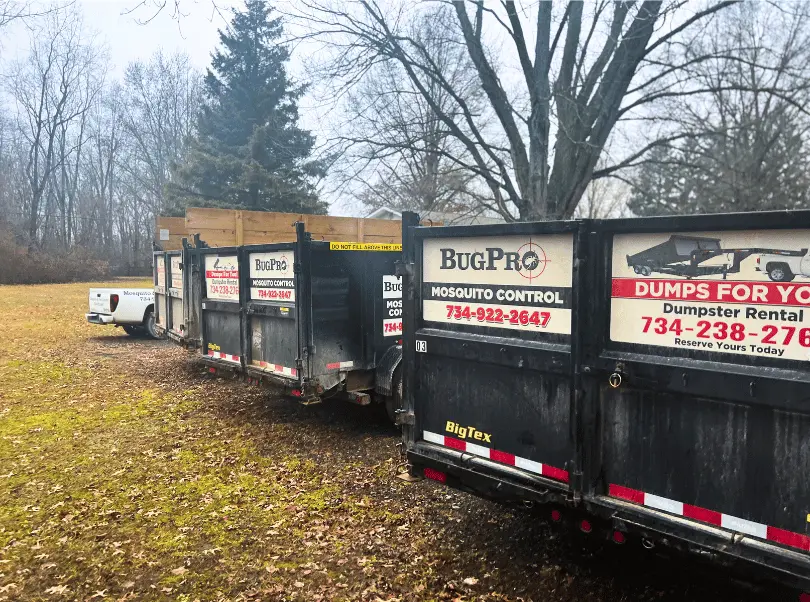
[143,309,159,339]
[122,325,142,336]
[766,262,795,282]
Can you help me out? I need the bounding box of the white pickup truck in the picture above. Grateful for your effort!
[756,249,810,282]
[86,288,159,338]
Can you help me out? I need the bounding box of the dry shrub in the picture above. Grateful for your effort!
[0,228,111,285]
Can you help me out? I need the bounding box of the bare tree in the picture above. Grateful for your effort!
[120,50,203,216]
[627,2,810,216]
[0,0,73,29]
[294,0,747,220]
[8,8,105,248]
[332,5,490,219]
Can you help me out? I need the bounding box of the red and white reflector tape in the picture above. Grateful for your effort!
[422,430,569,483]
[207,350,240,363]
[326,361,354,371]
[609,483,810,552]
[253,360,298,378]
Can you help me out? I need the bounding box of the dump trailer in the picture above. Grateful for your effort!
[401,212,810,594]
[626,234,807,279]
[198,219,417,415]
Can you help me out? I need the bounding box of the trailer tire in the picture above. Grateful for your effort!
[143,309,159,339]
[385,366,402,425]
[767,262,795,282]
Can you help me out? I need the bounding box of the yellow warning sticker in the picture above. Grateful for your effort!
[329,242,402,252]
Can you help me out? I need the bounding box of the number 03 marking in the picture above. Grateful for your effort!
[416,340,427,353]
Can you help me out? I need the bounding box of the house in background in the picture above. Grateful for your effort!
[367,206,506,226]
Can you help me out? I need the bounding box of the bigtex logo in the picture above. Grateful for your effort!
[446,421,491,443]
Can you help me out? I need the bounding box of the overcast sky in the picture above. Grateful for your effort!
[3,0,358,214]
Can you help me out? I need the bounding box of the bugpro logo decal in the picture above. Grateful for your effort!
[439,240,550,282]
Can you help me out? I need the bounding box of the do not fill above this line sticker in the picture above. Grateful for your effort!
[329,242,402,251]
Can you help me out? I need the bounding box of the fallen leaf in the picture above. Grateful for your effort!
[170,567,188,576]
[462,577,479,586]
[45,584,69,595]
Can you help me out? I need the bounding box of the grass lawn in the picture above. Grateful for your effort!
[0,280,777,601]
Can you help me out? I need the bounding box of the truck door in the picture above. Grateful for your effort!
[404,222,580,500]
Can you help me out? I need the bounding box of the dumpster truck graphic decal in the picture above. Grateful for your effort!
[611,229,810,360]
[422,234,574,334]
[249,251,295,302]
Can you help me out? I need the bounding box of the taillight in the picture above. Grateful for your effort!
[423,467,446,483]
[612,530,626,544]
[110,294,119,312]
[579,519,592,533]
[757,256,760,265]
[291,389,302,397]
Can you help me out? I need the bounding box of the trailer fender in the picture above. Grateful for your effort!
[375,344,402,397]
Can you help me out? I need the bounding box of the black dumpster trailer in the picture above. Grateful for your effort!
[198,219,418,418]
[401,211,810,594]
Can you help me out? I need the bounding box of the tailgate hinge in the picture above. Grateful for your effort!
[394,260,413,279]
[395,409,415,426]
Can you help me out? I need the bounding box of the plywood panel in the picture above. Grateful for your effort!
[185,208,241,231]
[155,216,187,250]
[182,207,421,247]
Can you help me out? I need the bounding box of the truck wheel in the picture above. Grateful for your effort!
[639,266,652,277]
[143,309,159,339]
[767,263,795,282]
[385,366,402,425]
[122,325,141,336]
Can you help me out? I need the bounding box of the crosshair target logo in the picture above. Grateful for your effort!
[516,242,549,281]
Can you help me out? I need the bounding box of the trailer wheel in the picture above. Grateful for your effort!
[767,262,795,282]
[385,366,402,425]
[143,309,159,339]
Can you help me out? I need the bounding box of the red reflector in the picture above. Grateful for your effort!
[397,339,402,345]
[799,594,810,602]
[580,520,592,533]
[550,510,562,522]
[208,367,216,374]
[423,467,446,483]
[110,294,119,312]
[291,389,302,397]
[612,530,626,544]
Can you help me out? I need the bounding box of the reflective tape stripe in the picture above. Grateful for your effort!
[609,483,810,553]
[252,360,298,378]
[421,430,569,483]
[326,361,355,370]
[207,351,240,363]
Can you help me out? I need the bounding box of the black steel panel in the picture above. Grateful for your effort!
[199,247,243,368]
[406,220,580,489]
[600,385,810,534]
[416,353,572,473]
[243,242,301,382]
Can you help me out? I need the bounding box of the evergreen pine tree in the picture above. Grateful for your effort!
[168,0,326,213]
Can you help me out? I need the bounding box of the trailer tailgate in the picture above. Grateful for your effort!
[407,223,580,495]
